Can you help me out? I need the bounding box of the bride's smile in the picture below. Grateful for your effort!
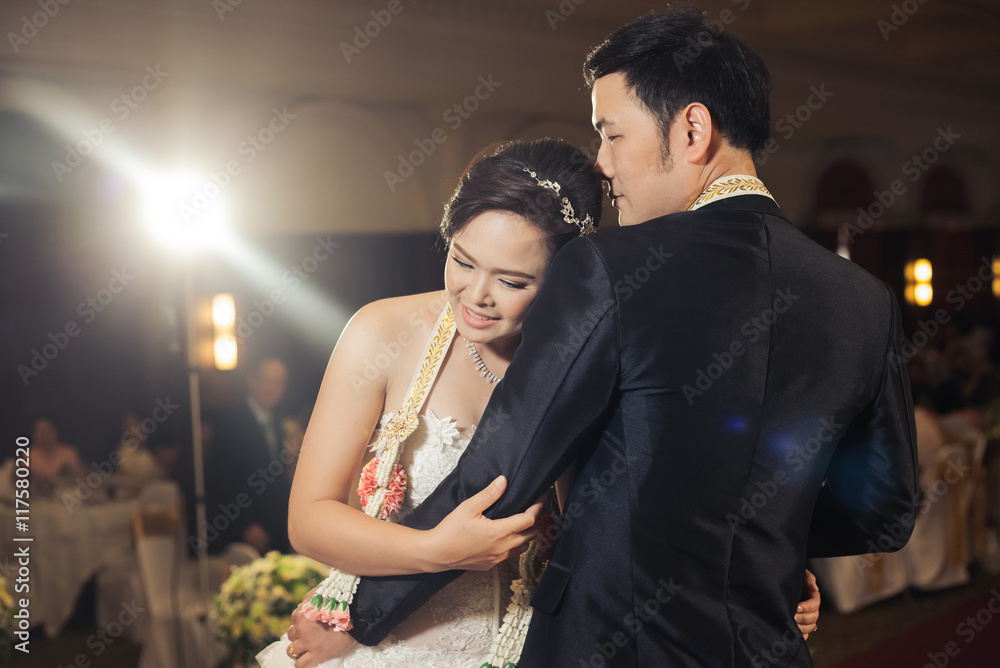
[444,209,548,356]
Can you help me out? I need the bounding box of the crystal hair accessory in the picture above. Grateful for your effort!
[522,167,595,235]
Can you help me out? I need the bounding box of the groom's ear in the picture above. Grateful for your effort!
[677,102,714,165]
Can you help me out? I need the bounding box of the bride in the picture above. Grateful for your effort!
[257,139,821,667]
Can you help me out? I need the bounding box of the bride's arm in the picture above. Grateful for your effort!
[287,301,536,577]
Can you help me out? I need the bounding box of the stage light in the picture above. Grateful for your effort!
[212,293,237,370]
[212,293,236,328]
[914,283,933,307]
[214,335,238,370]
[142,171,229,252]
[905,258,933,306]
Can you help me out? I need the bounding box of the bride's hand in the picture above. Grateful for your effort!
[287,604,357,667]
[424,475,542,571]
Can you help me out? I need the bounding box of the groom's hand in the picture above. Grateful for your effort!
[423,475,542,571]
[289,604,358,667]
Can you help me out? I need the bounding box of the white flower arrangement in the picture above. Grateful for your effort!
[212,551,327,667]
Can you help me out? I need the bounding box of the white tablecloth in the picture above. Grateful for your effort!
[0,496,138,637]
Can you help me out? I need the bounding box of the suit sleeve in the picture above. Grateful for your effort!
[807,285,919,557]
[348,237,620,645]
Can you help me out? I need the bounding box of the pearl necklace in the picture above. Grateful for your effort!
[464,338,503,383]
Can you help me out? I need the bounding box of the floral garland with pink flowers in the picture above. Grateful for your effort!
[298,306,456,631]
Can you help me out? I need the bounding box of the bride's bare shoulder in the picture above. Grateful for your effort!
[338,290,448,353]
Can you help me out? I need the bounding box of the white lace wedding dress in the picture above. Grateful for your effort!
[256,409,514,668]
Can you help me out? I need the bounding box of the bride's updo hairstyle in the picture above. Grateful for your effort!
[440,139,602,257]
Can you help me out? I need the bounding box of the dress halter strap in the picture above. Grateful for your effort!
[371,302,456,465]
[401,302,457,424]
[300,301,457,630]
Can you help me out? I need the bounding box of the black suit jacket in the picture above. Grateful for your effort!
[347,195,918,666]
[205,401,291,554]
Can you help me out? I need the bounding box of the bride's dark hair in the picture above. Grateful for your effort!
[440,139,602,256]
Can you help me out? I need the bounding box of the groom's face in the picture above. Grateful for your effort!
[592,73,683,226]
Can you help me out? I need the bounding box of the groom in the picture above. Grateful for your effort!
[309,6,918,666]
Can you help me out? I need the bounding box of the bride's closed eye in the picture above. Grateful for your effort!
[452,256,526,290]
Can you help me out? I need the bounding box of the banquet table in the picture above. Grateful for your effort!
[0,495,138,637]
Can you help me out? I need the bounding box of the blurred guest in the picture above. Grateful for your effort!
[913,406,944,491]
[116,411,165,481]
[29,418,85,484]
[907,350,935,408]
[952,338,994,407]
[280,406,310,483]
[935,340,994,412]
[206,357,291,555]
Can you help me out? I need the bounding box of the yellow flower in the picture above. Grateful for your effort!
[214,553,328,654]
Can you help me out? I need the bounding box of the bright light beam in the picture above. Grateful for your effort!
[141,170,229,252]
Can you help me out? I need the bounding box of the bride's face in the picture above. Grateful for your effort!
[445,210,551,348]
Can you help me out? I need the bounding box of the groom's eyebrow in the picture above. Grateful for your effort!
[453,242,537,280]
[594,119,616,132]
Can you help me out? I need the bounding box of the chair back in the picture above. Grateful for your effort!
[134,481,184,616]
[222,542,260,568]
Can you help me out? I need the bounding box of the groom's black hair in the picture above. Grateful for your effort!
[584,3,771,155]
